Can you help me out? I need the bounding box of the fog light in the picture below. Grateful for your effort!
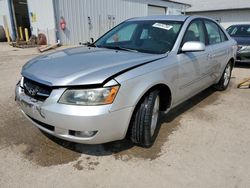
[70,130,97,138]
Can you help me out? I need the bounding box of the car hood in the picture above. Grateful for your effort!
[22,47,166,86]
[232,36,250,46]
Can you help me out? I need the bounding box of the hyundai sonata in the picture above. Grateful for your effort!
[15,15,237,147]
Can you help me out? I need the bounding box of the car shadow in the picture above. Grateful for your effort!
[41,87,217,156]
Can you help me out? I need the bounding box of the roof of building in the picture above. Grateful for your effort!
[174,0,250,12]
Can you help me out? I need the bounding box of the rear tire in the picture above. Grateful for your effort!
[129,90,161,148]
[214,62,233,91]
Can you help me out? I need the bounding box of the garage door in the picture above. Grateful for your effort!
[148,5,166,15]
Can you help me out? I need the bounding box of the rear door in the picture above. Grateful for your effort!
[176,19,212,103]
[204,20,230,82]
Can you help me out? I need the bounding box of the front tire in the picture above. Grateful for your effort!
[129,90,161,148]
[214,62,233,91]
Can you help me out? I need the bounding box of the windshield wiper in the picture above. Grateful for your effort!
[86,43,97,47]
[99,45,138,52]
[79,42,97,47]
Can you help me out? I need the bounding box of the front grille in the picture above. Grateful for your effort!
[23,77,52,101]
[28,116,55,131]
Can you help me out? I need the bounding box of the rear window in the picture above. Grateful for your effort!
[226,25,250,37]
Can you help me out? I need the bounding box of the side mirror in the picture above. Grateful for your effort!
[181,41,205,52]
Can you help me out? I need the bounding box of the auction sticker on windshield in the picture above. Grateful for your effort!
[152,23,173,30]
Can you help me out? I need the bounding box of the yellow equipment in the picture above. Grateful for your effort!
[237,78,250,89]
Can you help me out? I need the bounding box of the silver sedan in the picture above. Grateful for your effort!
[15,15,237,147]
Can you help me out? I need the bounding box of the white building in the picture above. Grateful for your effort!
[175,0,250,29]
[0,0,189,45]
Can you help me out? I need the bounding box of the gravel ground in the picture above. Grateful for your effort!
[0,43,249,188]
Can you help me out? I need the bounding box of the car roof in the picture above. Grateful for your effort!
[228,24,250,27]
[127,15,190,22]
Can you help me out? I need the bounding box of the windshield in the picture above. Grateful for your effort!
[95,20,183,54]
[226,25,250,37]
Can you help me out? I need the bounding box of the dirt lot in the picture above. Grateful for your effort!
[0,42,249,188]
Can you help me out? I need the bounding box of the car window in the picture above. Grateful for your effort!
[140,29,149,39]
[226,25,250,37]
[183,20,206,44]
[205,20,222,45]
[95,21,183,54]
[219,28,228,42]
[106,24,137,43]
[226,26,237,35]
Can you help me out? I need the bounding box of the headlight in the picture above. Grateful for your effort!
[16,77,24,87]
[20,77,24,87]
[58,85,119,106]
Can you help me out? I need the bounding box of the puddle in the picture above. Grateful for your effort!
[0,87,221,167]
[111,116,181,161]
[0,99,81,167]
[72,87,220,161]
[110,87,220,160]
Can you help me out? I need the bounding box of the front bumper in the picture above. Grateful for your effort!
[15,84,133,144]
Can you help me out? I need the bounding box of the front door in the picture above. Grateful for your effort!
[176,19,211,103]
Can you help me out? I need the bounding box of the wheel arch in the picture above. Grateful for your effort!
[144,84,172,111]
[228,57,235,67]
[125,83,172,138]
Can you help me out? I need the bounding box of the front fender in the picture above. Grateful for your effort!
[110,58,178,112]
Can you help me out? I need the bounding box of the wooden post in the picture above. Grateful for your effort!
[24,28,29,42]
